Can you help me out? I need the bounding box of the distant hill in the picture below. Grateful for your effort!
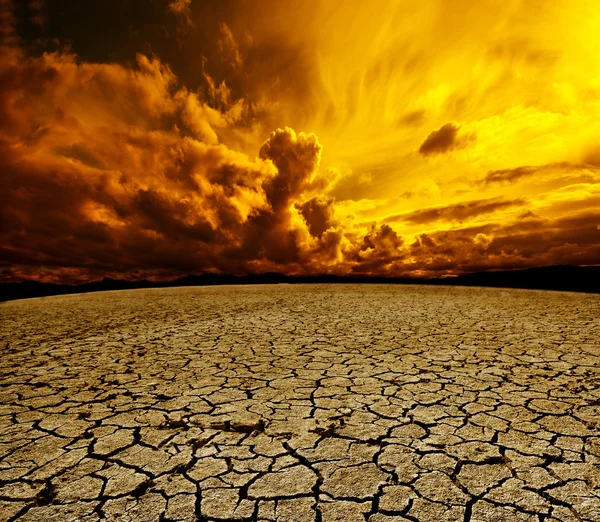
[1,265,599,302]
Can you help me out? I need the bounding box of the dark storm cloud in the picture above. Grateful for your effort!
[12,0,329,139]
[297,197,336,238]
[487,212,600,258]
[132,189,218,242]
[0,50,303,280]
[0,48,346,281]
[418,122,468,156]
[0,139,228,278]
[404,211,600,275]
[223,127,328,269]
[349,224,406,274]
[259,127,322,212]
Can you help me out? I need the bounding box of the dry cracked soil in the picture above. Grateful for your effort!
[0,284,599,522]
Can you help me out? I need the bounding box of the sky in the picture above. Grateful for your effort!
[1,0,600,283]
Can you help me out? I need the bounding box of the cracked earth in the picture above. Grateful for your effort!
[1,284,599,522]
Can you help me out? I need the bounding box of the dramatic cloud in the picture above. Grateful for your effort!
[298,197,336,238]
[350,224,405,274]
[405,211,600,276]
[0,50,272,279]
[0,50,351,280]
[259,128,322,212]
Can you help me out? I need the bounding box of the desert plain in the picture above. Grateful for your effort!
[0,284,599,521]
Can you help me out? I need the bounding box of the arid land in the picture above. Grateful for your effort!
[1,285,599,521]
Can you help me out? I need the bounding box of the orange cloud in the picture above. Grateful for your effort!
[298,197,336,239]
[349,224,405,274]
[406,212,600,276]
[0,50,349,280]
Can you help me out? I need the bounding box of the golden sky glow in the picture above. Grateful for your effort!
[1,0,599,282]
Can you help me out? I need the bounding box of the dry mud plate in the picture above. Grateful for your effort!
[1,285,600,522]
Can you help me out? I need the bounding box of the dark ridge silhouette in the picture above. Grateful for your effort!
[1,265,599,302]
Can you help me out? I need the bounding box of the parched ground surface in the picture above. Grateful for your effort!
[1,284,599,522]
